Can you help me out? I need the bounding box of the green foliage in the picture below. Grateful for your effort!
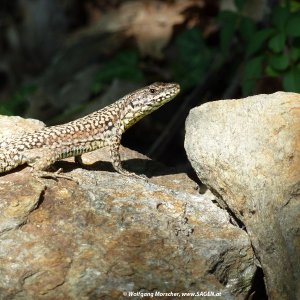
[218,11,239,54]
[219,1,300,95]
[245,28,274,57]
[239,17,256,42]
[283,67,300,91]
[173,28,213,90]
[234,0,246,11]
[290,1,300,12]
[242,56,263,95]
[272,5,289,31]
[286,13,300,37]
[0,85,36,115]
[91,50,144,95]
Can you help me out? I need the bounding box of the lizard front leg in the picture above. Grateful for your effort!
[109,132,147,180]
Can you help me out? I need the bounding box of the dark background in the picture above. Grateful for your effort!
[1,1,298,298]
[0,0,299,174]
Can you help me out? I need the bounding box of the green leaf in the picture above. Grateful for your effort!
[272,6,290,31]
[234,0,246,11]
[290,1,300,12]
[268,53,289,70]
[283,68,300,92]
[239,17,257,43]
[218,11,238,53]
[265,65,280,77]
[176,28,205,58]
[268,33,286,53]
[290,47,300,62]
[246,28,274,57]
[173,28,212,90]
[242,56,263,95]
[286,14,300,37]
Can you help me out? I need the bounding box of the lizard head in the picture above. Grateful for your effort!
[122,82,180,130]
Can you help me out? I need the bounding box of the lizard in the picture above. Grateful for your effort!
[0,82,180,180]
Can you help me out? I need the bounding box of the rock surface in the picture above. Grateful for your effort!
[185,92,300,300]
[0,116,45,143]
[0,116,256,299]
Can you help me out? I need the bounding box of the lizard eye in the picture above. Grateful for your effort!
[150,88,156,93]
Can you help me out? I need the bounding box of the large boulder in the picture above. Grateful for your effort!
[185,92,300,300]
[0,116,255,299]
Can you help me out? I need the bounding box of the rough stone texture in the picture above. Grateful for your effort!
[0,116,256,299]
[185,92,300,300]
[0,116,45,141]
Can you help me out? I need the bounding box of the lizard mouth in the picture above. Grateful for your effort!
[159,84,180,102]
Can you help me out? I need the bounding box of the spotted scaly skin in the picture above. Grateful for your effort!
[0,82,180,179]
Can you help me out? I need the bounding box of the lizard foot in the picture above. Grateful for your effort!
[35,168,79,184]
[117,169,148,182]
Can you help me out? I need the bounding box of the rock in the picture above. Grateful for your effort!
[0,116,45,144]
[0,179,44,234]
[0,116,256,299]
[185,92,300,300]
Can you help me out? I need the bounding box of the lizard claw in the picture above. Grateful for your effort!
[34,169,79,184]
